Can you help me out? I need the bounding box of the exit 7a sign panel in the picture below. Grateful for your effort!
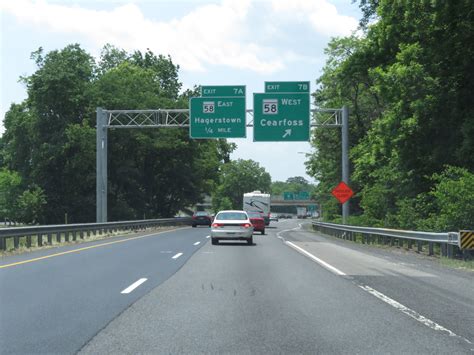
[253,93,310,142]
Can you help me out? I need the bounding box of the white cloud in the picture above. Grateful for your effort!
[1,0,284,74]
[1,0,358,75]
[270,0,358,37]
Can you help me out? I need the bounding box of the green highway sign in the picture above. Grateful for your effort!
[253,93,310,142]
[283,192,294,200]
[265,81,310,93]
[201,85,246,97]
[298,191,310,200]
[307,204,317,212]
[189,97,246,139]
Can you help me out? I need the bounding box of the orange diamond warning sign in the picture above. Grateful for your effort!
[331,181,353,204]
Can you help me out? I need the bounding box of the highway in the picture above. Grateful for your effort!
[1,219,473,354]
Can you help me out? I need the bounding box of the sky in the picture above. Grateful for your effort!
[0,0,361,183]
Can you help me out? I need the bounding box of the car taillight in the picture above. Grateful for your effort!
[192,216,197,219]
[241,223,252,228]
[212,223,223,227]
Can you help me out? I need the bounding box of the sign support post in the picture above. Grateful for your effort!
[96,107,107,223]
[342,105,349,224]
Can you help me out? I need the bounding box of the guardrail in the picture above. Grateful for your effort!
[312,221,462,259]
[0,217,191,251]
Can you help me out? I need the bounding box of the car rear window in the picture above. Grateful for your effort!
[195,211,209,216]
[215,212,247,220]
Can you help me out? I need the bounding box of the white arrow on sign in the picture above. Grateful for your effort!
[282,129,292,138]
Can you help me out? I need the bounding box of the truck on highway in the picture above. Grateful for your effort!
[297,207,307,219]
[243,191,271,226]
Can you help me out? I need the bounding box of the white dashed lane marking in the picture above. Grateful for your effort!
[172,253,183,259]
[121,278,147,294]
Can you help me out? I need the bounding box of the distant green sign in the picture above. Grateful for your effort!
[307,204,317,212]
[201,85,246,97]
[298,191,310,200]
[265,81,310,93]
[253,93,310,142]
[189,97,246,139]
[283,192,294,200]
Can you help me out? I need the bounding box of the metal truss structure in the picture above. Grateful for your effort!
[105,108,342,128]
[97,107,349,223]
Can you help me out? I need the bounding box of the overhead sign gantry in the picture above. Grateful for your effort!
[97,80,350,223]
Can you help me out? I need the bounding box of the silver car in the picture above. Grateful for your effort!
[211,210,254,245]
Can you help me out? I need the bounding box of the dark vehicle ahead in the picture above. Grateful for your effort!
[192,211,212,227]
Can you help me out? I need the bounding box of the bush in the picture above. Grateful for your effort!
[422,166,474,231]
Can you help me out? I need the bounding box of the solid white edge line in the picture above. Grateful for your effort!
[172,252,183,259]
[357,284,466,340]
[276,225,301,238]
[285,241,346,276]
[206,235,210,239]
[121,278,147,294]
[283,240,472,346]
[193,241,201,246]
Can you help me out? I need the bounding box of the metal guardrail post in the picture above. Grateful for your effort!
[447,244,454,258]
[417,241,423,253]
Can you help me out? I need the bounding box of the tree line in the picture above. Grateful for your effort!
[1,44,236,224]
[309,0,474,231]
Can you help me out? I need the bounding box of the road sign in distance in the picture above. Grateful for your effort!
[265,81,310,93]
[298,191,310,200]
[253,93,310,142]
[190,97,246,139]
[201,85,245,97]
[307,204,317,212]
[331,181,353,204]
[283,192,294,200]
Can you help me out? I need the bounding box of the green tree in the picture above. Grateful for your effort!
[10,44,96,223]
[2,44,233,223]
[422,167,474,231]
[212,159,271,211]
[271,177,313,196]
[15,185,47,224]
[0,169,22,222]
[0,169,46,224]
[309,0,474,228]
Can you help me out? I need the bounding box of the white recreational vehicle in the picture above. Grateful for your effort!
[243,191,271,226]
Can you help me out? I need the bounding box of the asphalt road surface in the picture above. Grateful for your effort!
[1,219,473,354]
